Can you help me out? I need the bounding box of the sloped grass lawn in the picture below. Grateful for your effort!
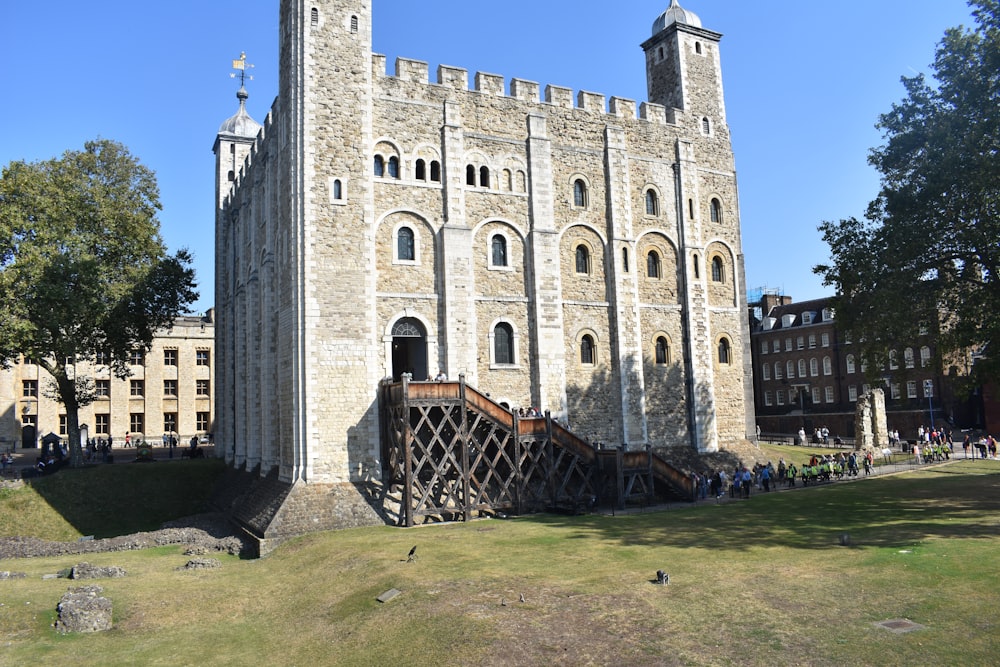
[1,460,998,666]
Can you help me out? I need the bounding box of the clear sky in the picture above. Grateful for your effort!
[0,1,977,315]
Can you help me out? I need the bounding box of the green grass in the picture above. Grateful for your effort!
[0,459,226,540]
[2,460,999,665]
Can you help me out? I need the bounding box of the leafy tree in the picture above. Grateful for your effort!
[0,139,198,466]
[815,0,1000,386]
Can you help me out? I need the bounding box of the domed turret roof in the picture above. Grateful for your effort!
[218,87,261,138]
[652,0,702,35]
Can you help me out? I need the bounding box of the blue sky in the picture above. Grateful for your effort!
[0,1,977,315]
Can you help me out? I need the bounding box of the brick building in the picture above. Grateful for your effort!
[0,313,215,452]
[749,293,983,441]
[213,1,755,529]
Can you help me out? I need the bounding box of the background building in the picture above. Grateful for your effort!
[748,291,984,441]
[0,313,215,452]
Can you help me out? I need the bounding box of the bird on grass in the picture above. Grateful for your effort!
[406,545,417,562]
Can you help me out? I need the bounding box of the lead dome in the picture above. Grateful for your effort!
[652,0,702,35]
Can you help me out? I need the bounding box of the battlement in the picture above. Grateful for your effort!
[374,53,678,126]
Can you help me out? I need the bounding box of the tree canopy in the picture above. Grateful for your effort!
[815,0,1000,385]
[0,139,198,465]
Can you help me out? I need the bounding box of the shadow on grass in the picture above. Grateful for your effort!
[520,461,1000,552]
[22,458,227,538]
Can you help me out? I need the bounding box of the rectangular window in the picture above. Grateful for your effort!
[808,335,816,349]
[907,381,918,399]
[95,380,110,398]
[772,340,780,353]
[760,341,768,355]
[891,383,901,400]
[130,380,144,397]
[797,336,805,350]
[784,338,792,352]
[196,412,210,432]
[130,350,145,366]
[821,333,830,348]
[21,414,36,428]
[196,350,210,366]
[59,415,67,435]
[196,380,211,396]
[776,391,784,406]
[164,349,178,366]
[162,379,177,397]
[130,413,144,434]
[848,385,858,402]
[163,412,177,433]
[761,364,771,381]
[22,380,38,398]
[825,386,835,403]
[95,351,109,366]
[811,387,821,404]
[95,413,110,435]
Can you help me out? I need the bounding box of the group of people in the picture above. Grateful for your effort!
[0,451,13,475]
[963,433,998,459]
[516,407,543,419]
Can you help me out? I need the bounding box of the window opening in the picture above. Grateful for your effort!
[397,227,415,261]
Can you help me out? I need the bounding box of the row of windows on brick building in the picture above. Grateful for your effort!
[763,379,935,408]
[21,350,210,367]
[21,378,210,399]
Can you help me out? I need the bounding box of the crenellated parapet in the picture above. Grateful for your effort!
[374,54,682,127]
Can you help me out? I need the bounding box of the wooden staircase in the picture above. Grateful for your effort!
[380,375,693,527]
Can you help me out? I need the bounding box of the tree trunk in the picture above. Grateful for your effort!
[55,374,84,468]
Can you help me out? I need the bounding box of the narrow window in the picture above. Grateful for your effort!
[430,161,441,182]
[415,159,426,181]
[718,338,731,365]
[311,8,319,27]
[575,245,590,274]
[798,359,806,377]
[693,254,700,279]
[645,189,659,216]
[695,41,703,55]
[710,198,722,223]
[503,169,512,191]
[491,235,508,267]
[647,250,661,279]
[387,156,400,179]
[622,247,629,273]
[374,155,384,177]
[479,166,490,188]
[333,179,343,200]
[786,360,794,379]
[580,335,595,365]
[846,354,856,374]
[688,199,694,219]
[573,179,587,208]
[350,15,358,33]
[397,227,415,261]
[655,336,669,364]
[702,117,711,135]
[762,363,770,380]
[711,256,724,282]
[494,323,514,365]
[466,165,476,186]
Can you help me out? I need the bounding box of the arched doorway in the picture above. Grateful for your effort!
[391,317,428,381]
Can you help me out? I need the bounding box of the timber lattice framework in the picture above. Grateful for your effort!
[379,376,694,527]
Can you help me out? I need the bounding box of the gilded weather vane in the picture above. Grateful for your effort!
[230,52,255,88]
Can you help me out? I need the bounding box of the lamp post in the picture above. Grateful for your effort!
[924,379,935,430]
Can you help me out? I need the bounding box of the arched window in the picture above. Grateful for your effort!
[575,245,590,274]
[823,356,833,375]
[762,363,771,380]
[774,361,783,379]
[350,15,358,33]
[580,335,595,365]
[810,358,819,377]
[479,166,490,188]
[846,354,856,374]
[904,347,915,369]
[430,161,441,182]
[889,350,899,370]
[920,346,932,368]
[786,360,794,379]
[718,338,731,365]
[647,250,661,279]
[397,227,415,261]
[645,190,659,216]
[573,179,587,208]
[311,8,319,27]
[711,256,725,282]
[466,165,476,186]
[503,169,512,191]
[374,155,385,177]
[415,159,426,181]
[702,117,711,135]
[494,323,514,365]
[491,235,508,267]
[798,359,807,378]
[695,41,703,55]
[332,179,343,200]
[655,336,670,364]
[710,198,722,223]
[387,156,400,179]
[693,254,700,279]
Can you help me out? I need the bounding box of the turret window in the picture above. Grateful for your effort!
[645,189,659,216]
[647,250,661,279]
[702,117,712,136]
[710,198,723,223]
[575,244,591,275]
[573,179,588,208]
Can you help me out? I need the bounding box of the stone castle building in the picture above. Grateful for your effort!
[214,1,755,507]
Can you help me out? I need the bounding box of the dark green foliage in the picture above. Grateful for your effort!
[815,1,1000,384]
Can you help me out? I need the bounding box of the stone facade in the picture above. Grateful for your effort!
[214,1,755,495]
[0,314,215,451]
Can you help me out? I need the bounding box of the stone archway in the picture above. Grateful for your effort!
[391,317,428,381]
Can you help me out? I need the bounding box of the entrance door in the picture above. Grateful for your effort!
[391,317,428,381]
[21,424,36,450]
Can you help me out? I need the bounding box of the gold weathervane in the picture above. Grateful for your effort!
[230,52,254,88]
